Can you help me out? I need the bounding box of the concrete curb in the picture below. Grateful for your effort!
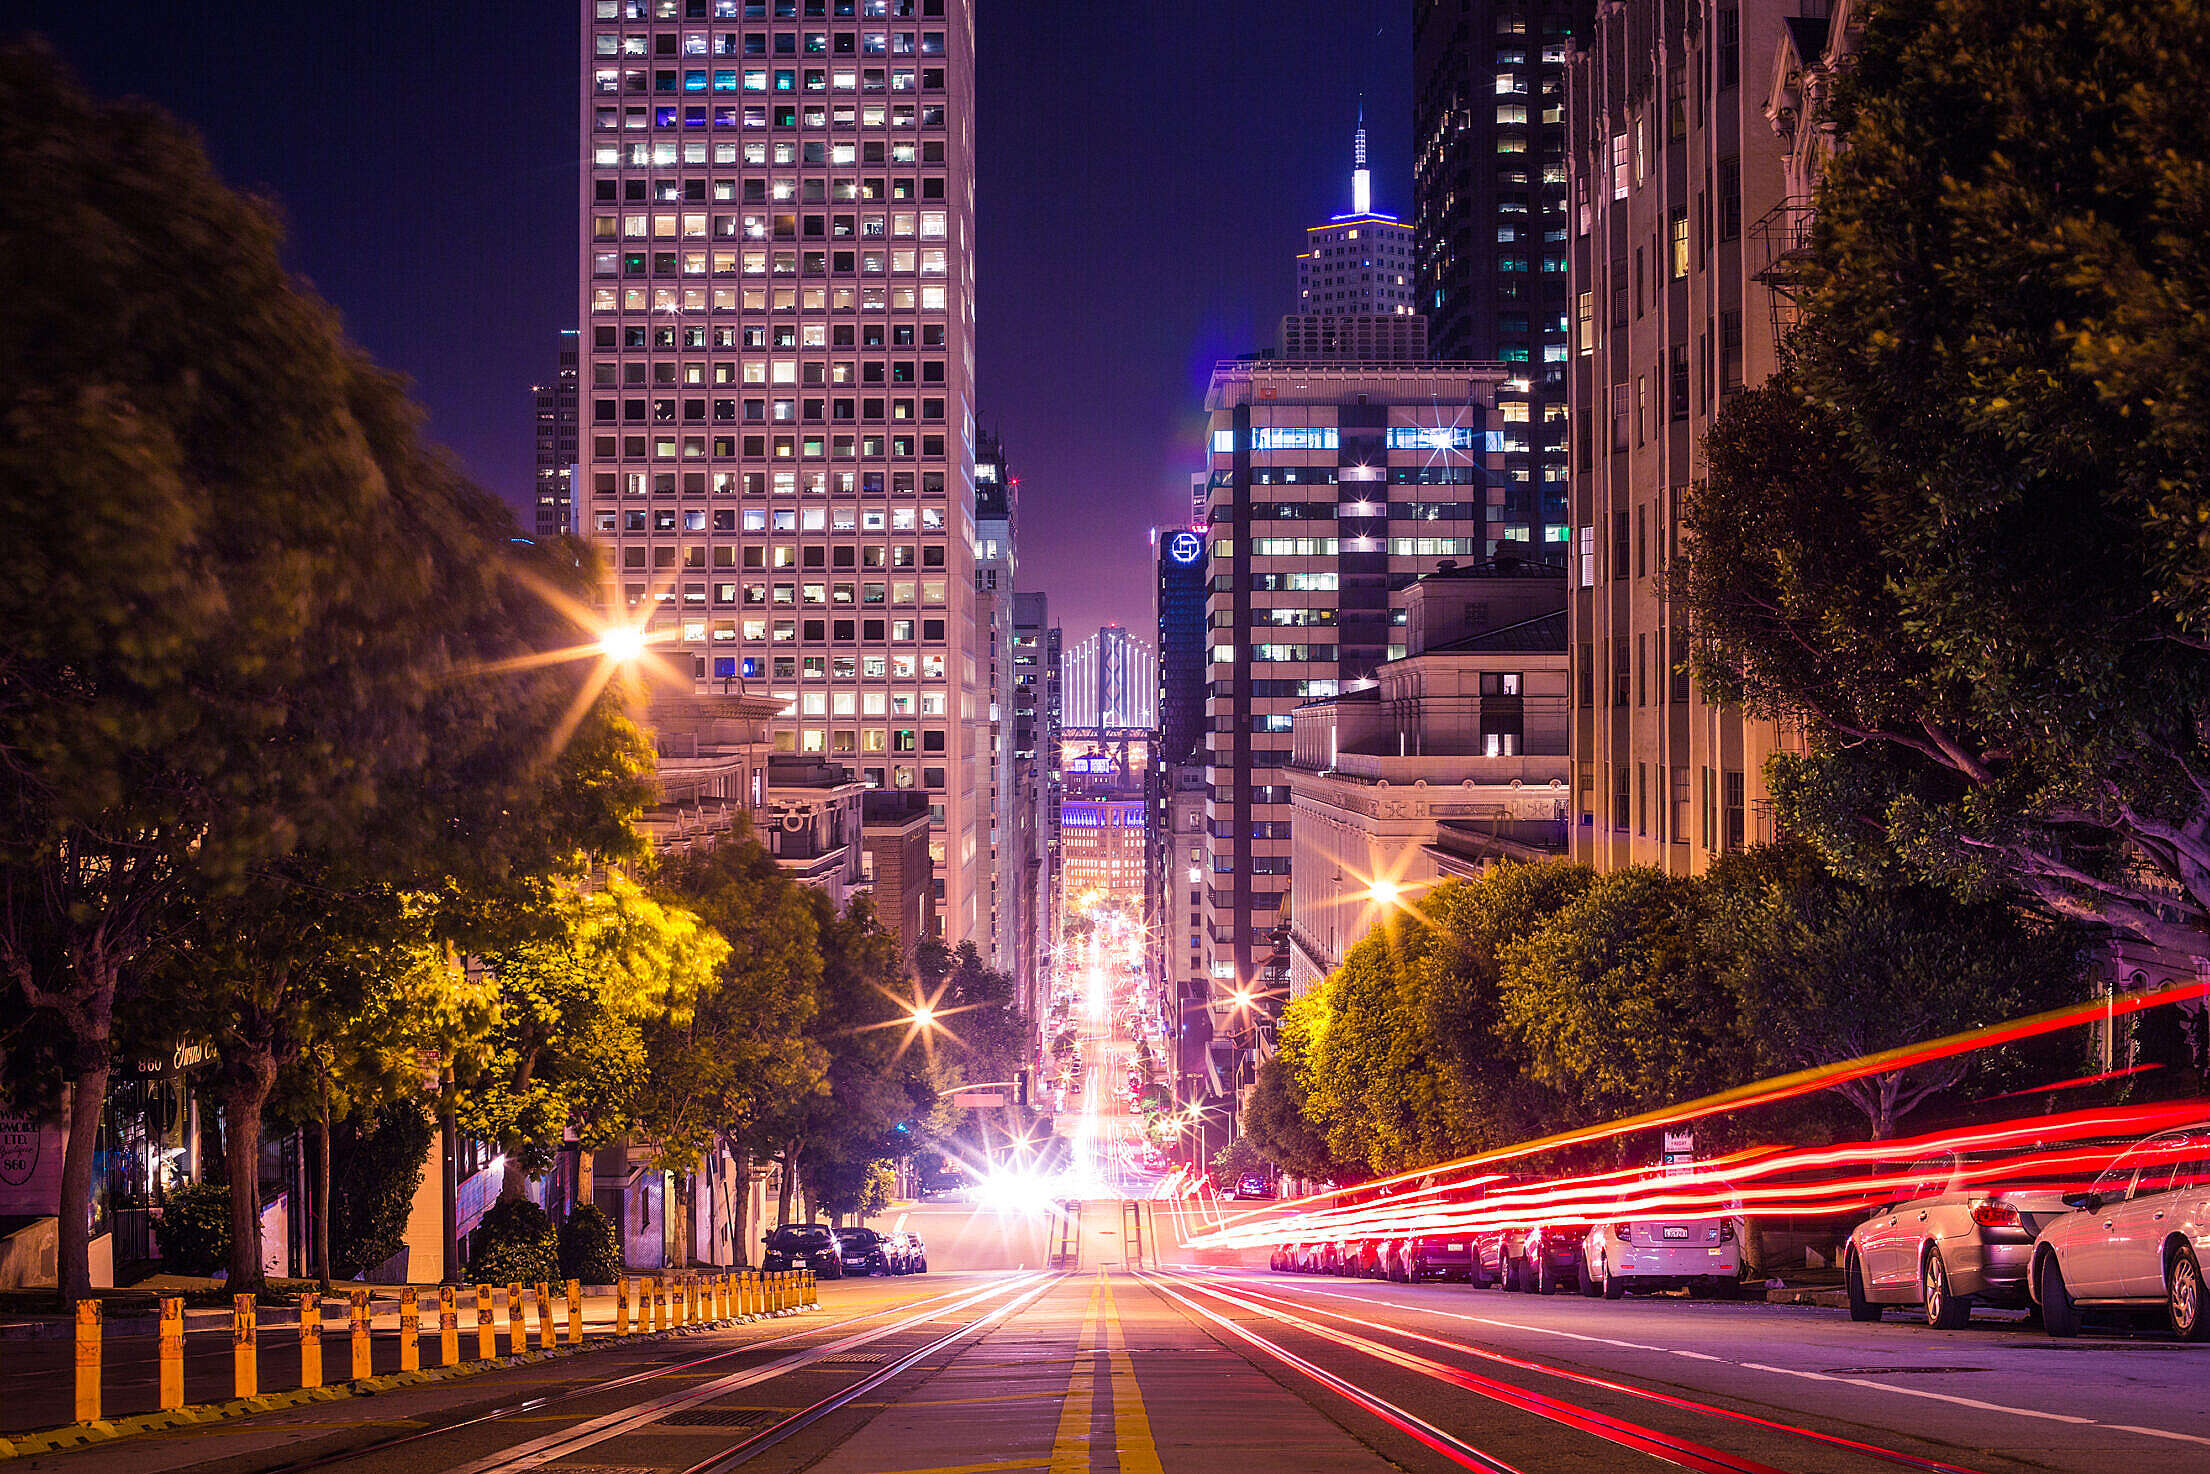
[0,1304,814,1461]
[1763,1285,1849,1309]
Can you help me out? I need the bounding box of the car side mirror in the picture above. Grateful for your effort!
[2066,1192,2102,1214]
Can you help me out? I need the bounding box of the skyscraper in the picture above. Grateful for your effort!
[533,331,580,539]
[1155,526,1207,769]
[1199,358,1507,1016]
[1414,0,1583,553]
[1280,114,1428,363]
[576,0,983,944]
[975,431,1018,973]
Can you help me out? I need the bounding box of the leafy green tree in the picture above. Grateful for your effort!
[327,1103,435,1282]
[1681,0,2210,951]
[1297,919,1464,1175]
[637,837,825,1260]
[1497,869,1749,1119]
[1705,846,2088,1137]
[0,48,654,1301]
[1416,863,1595,1150]
[462,871,727,1198]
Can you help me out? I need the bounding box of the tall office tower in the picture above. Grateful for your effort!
[974,431,1019,973]
[1155,527,1208,768]
[1200,358,1506,1017]
[1414,0,1585,554]
[1009,591,1056,1013]
[577,0,982,945]
[1565,0,1828,873]
[1280,115,1428,363]
[533,331,581,539]
[1060,626,1158,733]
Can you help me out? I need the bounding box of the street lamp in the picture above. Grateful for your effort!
[1366,878,1403,908]
[598,623,647,662]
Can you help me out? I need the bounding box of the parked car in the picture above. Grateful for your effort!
[762,1223,845,1278]
[1489,1225,1583,1293]
[1232,1174,1277,1201]
[2032,1124,2210,1339]
[1583,1216,1741,1300]
[1841,1152,2065,1327]
[1341,1239,1387,1278]
[877,1229,919,1274]
[904,1230,929,1273]
[1386,1234,1477,1283]
[834,1225,897,1276]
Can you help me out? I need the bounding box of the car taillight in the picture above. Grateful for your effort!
[1719,1220,1735,1241]
[1613,1223,1634,1241]
[1972,1199,2022,1230]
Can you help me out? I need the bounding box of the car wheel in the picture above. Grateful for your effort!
[1580,1263,1603,1298]
[1604,1270,1627,1301]
[2038,1252,2081,1338]
[2168,1247,2208,1341]
[1534,1255,1560,1295]
[1923,1250,1970,1330]
[916,1258,928,1273]
[1846,1251,1882,1323]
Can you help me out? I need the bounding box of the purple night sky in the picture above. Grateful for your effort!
[32,2,1410,639]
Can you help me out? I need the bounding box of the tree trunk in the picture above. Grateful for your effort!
[313,1087,333,1293]
[439,1093,460,1284]
[223,1067,276,1293]
[56,1067,109,1309]
[776,1142,798,1226]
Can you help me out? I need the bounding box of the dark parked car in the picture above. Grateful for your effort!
[836,1225,897,1276]
[762,1223,844,1278]
[1340,1239,1387,1278]
[1389,1234,1477,1283]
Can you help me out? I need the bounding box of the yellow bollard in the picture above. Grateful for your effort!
[157,1297,184,1411]
[615,1276,630,1336]
[438,1285,458,1367]
[400,1286,421,1372]
[474,1285,495,1361]
[298,1293,322,1390]
[536,1282,554,1350]
[685,1275,698,1326]
[777,1271,789,1313]
[73,1299,100,1425]
[233,1294,258,1400]
[716,1272,730,1321]
[650,1274,665,1332]
[566,1279,582,1346]
[806,1267,817,1306]
[350,1290,372,1381]
[506,1283,527,1355]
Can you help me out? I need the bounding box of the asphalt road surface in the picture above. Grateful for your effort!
[10,1198,2208,1474]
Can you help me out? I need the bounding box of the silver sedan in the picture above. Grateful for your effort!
[1845,1151,2069,1329]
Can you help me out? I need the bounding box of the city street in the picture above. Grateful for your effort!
[12,1225,2210,1474]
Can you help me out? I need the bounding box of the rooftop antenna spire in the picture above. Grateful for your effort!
[1352,100,1372,216]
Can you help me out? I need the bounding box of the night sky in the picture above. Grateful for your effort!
[28,2,1410,640]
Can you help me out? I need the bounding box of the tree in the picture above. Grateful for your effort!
[1416,863,1595,1150]
[1681,0,2210,953]
[1705,846,2089,1138]
[0,48,661,1299]
[637,837,825,1261]
[462,871,726,1199]
[1296,919,1464,1176]
[1497,869,1749,1120]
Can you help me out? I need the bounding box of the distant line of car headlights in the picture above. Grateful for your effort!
[1264,1115,2210,1340]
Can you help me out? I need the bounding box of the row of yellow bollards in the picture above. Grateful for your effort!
[69,1268,817,1427]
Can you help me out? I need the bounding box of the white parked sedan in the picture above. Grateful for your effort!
[2030,1124,2210,1339]
[1581,1216,1741,1298]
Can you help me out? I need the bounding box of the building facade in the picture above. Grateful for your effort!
[1564,0,1815,874]
[1156,528,1208,769]
[1010,591,1059,1013]
[1059,731,1149,911]
[576,0,983,945]
[1285,561,1570,993]
[1415,0,1584,553]
[534,331,581,539]
[975,431,1019,972]
[1199,358,1508,1023]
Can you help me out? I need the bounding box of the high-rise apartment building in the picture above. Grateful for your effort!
[534,331,581,539]
[1061,626,1157,733]
[1296,115,1419,319]
[1009,590,1058,1012]
[1199,358,1507,1012]
[1564,0,1823,873]
[576,0,982,945]
[1414,0,1584,552]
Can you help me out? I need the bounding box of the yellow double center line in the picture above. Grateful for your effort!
[1047,1273,1162,1474]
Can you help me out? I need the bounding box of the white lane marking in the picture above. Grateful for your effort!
[1229,1273,2210,1449]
